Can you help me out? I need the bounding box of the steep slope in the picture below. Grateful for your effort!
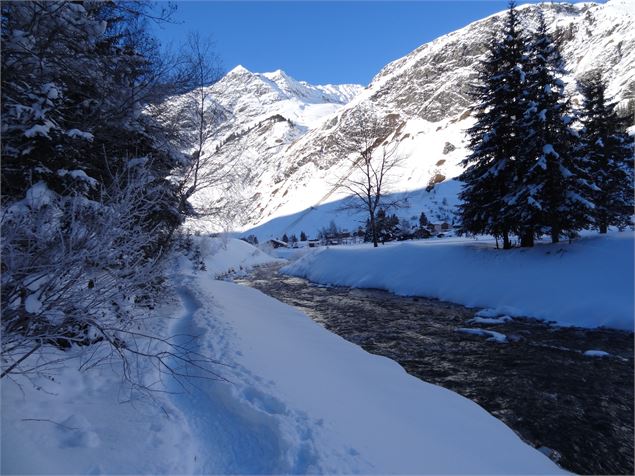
[177,66,362,223]
[187,0,634,239]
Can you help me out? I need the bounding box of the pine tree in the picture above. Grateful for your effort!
[1,2,184,248]
[282,233,289,243]
[511,10,593,245]
[375,209,388,243]
[363,218,373,243]
[578,72,634,233]
[419,211,428,228]
[458,1,527,249]
[300,231,308,241]
[387,214,401,241]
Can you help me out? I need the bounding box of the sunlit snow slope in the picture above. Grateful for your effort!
[184,0,634,239]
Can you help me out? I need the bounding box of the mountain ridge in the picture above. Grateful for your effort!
[184,0,634,239]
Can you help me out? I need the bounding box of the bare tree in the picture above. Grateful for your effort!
[149,33,249,232]
[337,107,403,247]
[175,33,224,209]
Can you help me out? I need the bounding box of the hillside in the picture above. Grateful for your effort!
[182,0,634,239]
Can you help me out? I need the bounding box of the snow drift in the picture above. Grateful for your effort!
[283,232,635,330]
[2,238,566,473]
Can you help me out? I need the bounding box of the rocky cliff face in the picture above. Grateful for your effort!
[184,0,634,237]
[366,0,633,122]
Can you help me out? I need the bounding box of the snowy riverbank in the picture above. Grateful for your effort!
[2,237,564,474]
[283,232,635,331]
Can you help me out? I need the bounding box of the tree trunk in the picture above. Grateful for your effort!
[599,223,608,234]
[502,230,512,250]
[520,230,534,247]
[370,213,379,248]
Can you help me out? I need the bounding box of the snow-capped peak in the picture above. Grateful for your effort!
[262,69,289,80]
[228,64,251,75]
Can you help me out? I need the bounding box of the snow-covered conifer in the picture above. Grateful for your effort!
[577,72,634,233]
[458,1,527,249]
[511,10,593,245]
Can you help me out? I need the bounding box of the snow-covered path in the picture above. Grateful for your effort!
[168,246,566,474]
[169,281,310,473]
[1,239,568,474]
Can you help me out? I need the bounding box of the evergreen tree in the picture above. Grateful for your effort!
[375,209,387,243]
[511,11,593,245]
[386,214,401,241]
[300,231,308,241]
[282,233,289,243]
[327,220,339,237]
[363,218,373,243]
[578,72,634,233]
[1,2,184,249]
[419,211,429,228]
[458,1,527,249]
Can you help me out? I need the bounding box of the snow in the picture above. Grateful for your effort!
[42,82,59,100]
[244,179,462,242]
[25,181,55,208]
[57,169,98,186]
[24,293,42,313]
[67,129,94,141]
[24,123,52,138]
[543,143,560,158]
[470,315,512,325]
[457,327,508,343]
[2,239,565,474]
[195,236,283,277]
[583,349,610,357]
[283,232,635,331]
[1,348,198,474]
[475,308,510,318]
[186,279,561,473]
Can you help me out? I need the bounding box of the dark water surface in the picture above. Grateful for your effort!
[235,263,634,475]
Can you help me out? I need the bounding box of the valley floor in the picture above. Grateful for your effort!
[2,238,565,474]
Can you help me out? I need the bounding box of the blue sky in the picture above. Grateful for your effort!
[153,1,604,86]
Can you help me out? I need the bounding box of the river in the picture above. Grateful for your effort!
[235,263,634,475]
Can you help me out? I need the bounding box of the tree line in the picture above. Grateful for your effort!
[459,2,633,249]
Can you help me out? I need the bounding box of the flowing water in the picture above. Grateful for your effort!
[235,263,634,475]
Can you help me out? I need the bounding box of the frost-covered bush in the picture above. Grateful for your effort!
[0,2,215,382]
[1,168,172,378]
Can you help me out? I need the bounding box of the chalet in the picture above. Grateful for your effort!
[267,239,288,249]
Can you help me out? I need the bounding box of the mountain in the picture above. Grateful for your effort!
[175,66,362,226]
[211,65,362,130]
[186,0,634,239]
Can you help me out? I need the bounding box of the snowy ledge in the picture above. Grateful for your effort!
[282,232,634,331]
